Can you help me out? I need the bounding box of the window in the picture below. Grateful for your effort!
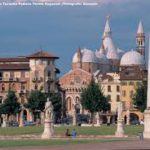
[35,84,38,90]
[130,90,134,97]
[116,95,120,101]
[122,90,126,97]
[0,96,2,104]
[21,71,25,78]
[108,85,111,92]
[2,84,5,92]
[47,70,51,77]
[0,72,2,80]
[116,85,120,92]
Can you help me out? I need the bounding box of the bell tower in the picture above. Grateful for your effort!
[136,21,145,57]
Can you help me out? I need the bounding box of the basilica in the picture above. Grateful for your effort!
[59,18,147,124]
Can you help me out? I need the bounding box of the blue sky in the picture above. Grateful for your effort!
[0,0,149,75]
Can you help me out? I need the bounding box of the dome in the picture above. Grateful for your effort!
[81,48,98,63]
[72,48,98,63]
[120,50,145,66]
[103,37,119,60]
[95,50,109,64]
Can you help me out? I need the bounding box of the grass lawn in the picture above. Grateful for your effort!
[0,138,131,148]
[0,125,143,136]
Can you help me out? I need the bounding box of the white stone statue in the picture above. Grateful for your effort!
[41,98,54,139]
[2,114,7,127]
[44,98,53,121]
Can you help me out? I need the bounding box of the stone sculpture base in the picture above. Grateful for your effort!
[41,119,54,139]
[115,119,124,137]
[143,108,150,139]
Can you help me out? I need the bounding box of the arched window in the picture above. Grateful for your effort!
[67,97,72,111]
[47,70,51,77]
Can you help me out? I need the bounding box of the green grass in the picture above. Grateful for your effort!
[0,125,144,136]
[0,139,131,148]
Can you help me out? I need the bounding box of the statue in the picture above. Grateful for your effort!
[44,98,53,121]
[41,97,54,139]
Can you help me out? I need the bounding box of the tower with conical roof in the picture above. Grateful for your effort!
[136,21,145,57]
[102,15,111,39]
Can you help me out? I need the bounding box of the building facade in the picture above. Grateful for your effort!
[0,51,59,124]
[60,18,147,124]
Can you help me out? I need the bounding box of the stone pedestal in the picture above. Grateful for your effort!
[41,119,54,139]
[126,110,130,125]
[95,112,100,126]
[19,111,24,127]
[115,119,124,137]
[73,114,77,126]
[2,120,7,127]
[1,114,7,127]
[143,108,150,138]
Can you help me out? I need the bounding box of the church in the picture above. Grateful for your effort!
[59,17,147,124]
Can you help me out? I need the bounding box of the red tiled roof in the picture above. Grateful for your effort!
[0,57,29,62]
[27,51,59,59]
[0,64,30,70]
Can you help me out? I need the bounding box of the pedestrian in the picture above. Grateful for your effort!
[71,129,77,138]
[65,128,71,137]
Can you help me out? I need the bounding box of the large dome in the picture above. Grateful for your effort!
[82,48,98,63]
[72,48,98,63]
[120,50,145,66]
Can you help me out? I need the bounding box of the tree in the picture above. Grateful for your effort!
[80,78,110,124]
[26,89,47,112]
[133,80,147,112]
[0,90,20,116]
[50,93,62,123]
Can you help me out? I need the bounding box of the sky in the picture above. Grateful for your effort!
[0,0,149,75]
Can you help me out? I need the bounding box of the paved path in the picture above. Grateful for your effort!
[1,139,150,150]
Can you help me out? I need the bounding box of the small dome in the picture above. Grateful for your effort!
[95,50,109,64]
[103,37,119,60]
[81,48,98,63]
[120,50,145,66]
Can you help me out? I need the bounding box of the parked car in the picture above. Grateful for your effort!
[23,121,36,126]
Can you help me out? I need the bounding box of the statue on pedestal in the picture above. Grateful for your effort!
[115,102,124,137]
[41,98,54,139]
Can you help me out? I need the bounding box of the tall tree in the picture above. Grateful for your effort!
[0,90,20,116]
[133,80,147,112]
[80,78,110,123]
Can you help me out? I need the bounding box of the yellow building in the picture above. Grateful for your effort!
[0,51,60,125]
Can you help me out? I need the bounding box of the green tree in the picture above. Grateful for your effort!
[0,90,20,116]
[80,78,110,124]
[26,89,47,112]
[133,80,147,112]
[50,93,62,122]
